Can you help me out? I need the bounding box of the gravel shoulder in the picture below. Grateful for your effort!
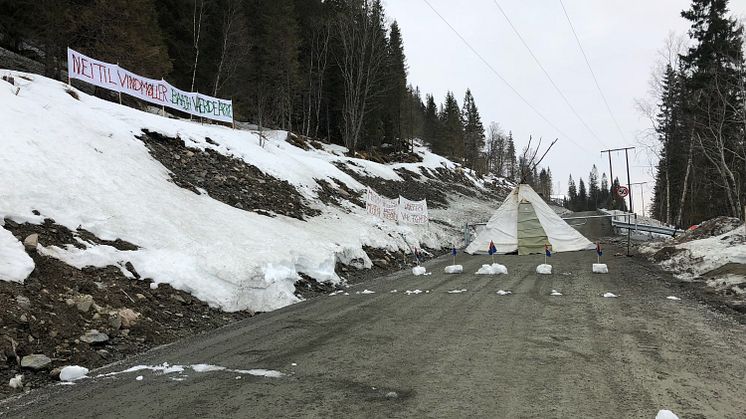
[2,243,746,418]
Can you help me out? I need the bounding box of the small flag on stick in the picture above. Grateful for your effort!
[451,245,457,266]
[488,240,497,263]
[544,243,552,264]
[596,242,603,264]
[414,248,421,266]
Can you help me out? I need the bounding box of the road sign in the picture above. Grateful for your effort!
[616,185,629,198]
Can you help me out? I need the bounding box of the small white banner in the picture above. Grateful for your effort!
[365,187,428,225]
[67,48,233,123]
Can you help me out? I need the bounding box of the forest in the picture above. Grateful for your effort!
[644,0,745,227]
[0,0,556,188]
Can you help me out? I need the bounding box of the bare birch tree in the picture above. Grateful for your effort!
[213,0,249,97]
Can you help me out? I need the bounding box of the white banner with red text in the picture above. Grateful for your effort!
[365,187,429,225]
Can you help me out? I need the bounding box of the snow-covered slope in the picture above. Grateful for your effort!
[0,72,504,312]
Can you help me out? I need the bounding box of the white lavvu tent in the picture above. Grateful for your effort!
[465,184,595,255]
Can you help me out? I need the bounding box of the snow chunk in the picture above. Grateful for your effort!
[496,290,512,296]
[405,289,423,295]
[536,264,552,275]
[59,366,89,382]
[8,374,23,389]
[666,296,681,301]
[191,364,226,373]
[656,410,679,419]
[0,226,34,283]
[476,263,508,275]
[135,376,144,381]
[592,264,609,274]
[602,292,618,298]
[412,266,427,276]
[360,289,375,295]
[550,290,562,296]
[233,369,284,378]
[444,265,463,274]
[447,289,467,294]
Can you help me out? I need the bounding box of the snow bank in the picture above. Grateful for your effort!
[0,225,34,283]
[476,263,508,275]
[592,264,609,274]
[0,72,492,312]
[536,264,552,275]
[444,265,463,274]
[657,226,746,280]
[412,266,427,276]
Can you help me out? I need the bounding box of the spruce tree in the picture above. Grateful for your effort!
[439,91,464,161]
[461,89,486,169]
[578,179,588,211]
[588,165,600,210]
[506,132,517,182]
[567,175,578,211]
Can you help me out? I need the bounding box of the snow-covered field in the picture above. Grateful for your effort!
[0,71,504,312]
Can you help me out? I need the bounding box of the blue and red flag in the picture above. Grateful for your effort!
[545,244,552,257]
[596,242,603,256]
[451,246,457,256]
[488,241,497,255]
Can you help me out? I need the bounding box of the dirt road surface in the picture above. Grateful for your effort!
[2,219,746,418]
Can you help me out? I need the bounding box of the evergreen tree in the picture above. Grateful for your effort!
[600,172,610,208]
[588,165,600,210]
[461,89,486,169]
[578,179,588,211]
[439,91,464,161]
[505,132,518,182]
[384,21,407,148]
[423,94,441,150]
[567,175,578,211]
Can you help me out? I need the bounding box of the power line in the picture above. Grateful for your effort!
[558,0,628,143]
[420,0,595,155]
[490,0,608,148]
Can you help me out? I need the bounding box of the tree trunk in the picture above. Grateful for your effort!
[676,139,694,227]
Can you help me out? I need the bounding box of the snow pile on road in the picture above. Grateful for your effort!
[444,265,463,274]
[602,292,618,298]
[550,290,562,296]
[476,263,508,275]
[0,71,506,312]
[592,264,609,274]
[656,410,679,419]
[536,264,552,275]
[666,296,681,301]
[0,224,35,283]
[412,267,427,276]
[59,366,89,382]
[496,290,512,296]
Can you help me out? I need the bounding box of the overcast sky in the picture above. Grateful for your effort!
[385,0,746,214]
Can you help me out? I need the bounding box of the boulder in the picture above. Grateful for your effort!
[74,294,94,313]
[118,308,140,328]
[80,329,109,344]
[20,354,52,370]
[23,234,38,250]
[15,295,31,309]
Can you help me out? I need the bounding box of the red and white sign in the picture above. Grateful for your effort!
[616,185,629,198]
[365,187,428,225]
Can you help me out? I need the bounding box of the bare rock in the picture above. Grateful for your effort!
[20,354,52,370]
[23,233,39,250]
[118,309,140,328]
[74,294,94,313]
[15,295,31,309]
[80,329,109,345]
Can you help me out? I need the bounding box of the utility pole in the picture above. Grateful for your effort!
[630,182,648,218]
[601,146,636,213]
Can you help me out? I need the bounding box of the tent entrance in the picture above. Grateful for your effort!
[517,200,548,255]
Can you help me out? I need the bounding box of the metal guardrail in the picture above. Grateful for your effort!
[610,219,683,237]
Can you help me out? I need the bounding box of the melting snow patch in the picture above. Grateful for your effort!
[444,265,463,274]
[550,290,562,296]
[59,366,90,382]
[476,263,508,275]
[360,289,375,294]
[8,374,23,389]
[666,296,681,301]
[405,289,423,295]
[135,376,144,381]
[496,290,512,296]
[592,264,609,274]
[0,226,35,283]
[329,290,345,296]
[412,266,427,276]
[536,264,552,275]
[656,410,679,419]
[233,369,284,378]
[447,289,467,294]
[602,292,618,298]
[191,364,226,373]
[390,290,397,293]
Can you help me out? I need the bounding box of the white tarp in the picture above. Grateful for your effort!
[365,187,428,225]
[67,48,233,123]
[465,184,594,254]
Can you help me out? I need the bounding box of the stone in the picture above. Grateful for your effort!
[109,314,122,330]
[80,329,109,344]
[20,354,52,370]
[15,295,31,309]
[49,367,63,380]
[118,309,139,328]
[135,294,146,300]
[65,298,75,307]
[74,294,94,313]
[23,234,38,250]
[19,314,28,323]
[170,294,186,304]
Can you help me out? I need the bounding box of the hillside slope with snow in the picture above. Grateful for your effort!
[0,72,508,312]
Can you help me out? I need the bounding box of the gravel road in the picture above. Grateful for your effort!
[2,229,746,418]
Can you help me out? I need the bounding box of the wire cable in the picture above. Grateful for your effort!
[421,0,595,155]
[490,0,608,148]
[558,0,628,143]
